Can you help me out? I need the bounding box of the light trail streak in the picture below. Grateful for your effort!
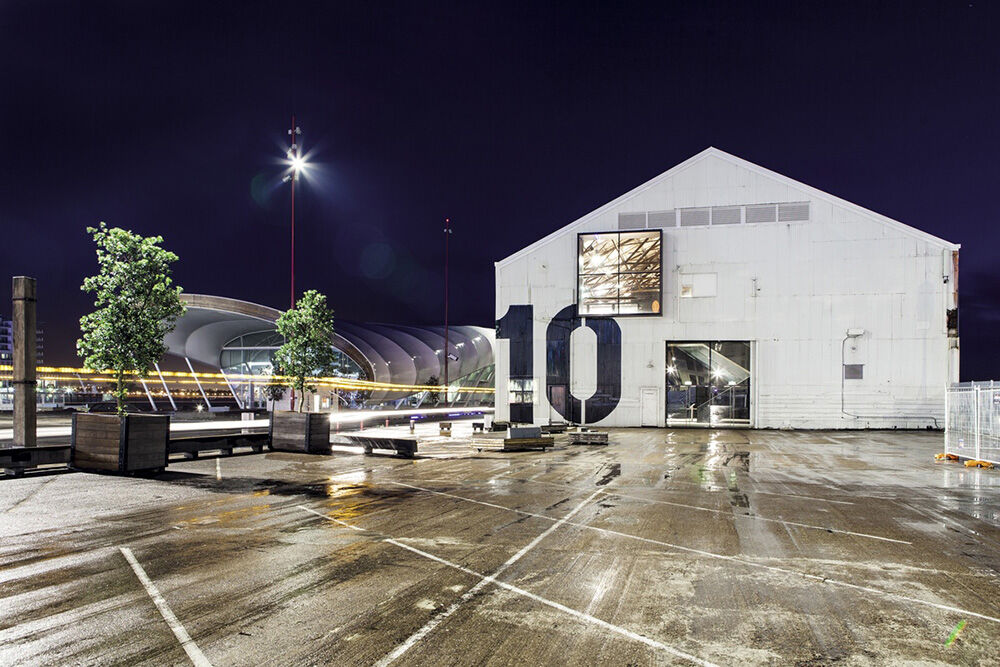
[0,407,493,441]
[0,364,495,394]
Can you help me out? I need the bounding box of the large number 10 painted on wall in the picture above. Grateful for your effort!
[497,304,621,424]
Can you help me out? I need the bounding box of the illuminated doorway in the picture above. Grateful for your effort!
[666,341,751,427]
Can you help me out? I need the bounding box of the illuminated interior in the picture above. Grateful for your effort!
[578,230,661,315]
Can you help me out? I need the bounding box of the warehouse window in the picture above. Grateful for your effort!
[578,230,662,316]
[679,273,717,298]
[843,364,864,380]
[508,378,536,404]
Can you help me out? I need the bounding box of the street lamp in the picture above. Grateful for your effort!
[282,116,306,309]
[282,116,307,410]
[443,217,452,404]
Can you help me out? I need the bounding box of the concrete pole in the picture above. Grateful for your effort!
[13,277,37,448]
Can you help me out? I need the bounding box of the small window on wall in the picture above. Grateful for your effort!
[843,364,864,380]
[508,378,536,404]
[578,230,662,316]
[679,273,717,298]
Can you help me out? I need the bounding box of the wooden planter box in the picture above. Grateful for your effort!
[270,411,330,453]
[71,413,169,473]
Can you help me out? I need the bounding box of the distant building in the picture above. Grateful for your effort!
[494,148,960,429]
[0,318,55,410]
[0,318,44,364]
[162,294,495,410]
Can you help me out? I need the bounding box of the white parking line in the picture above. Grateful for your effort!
[594,489,905,544]
[491,462,856,504]
[373,487,607,666]
[389,482,1000,626]
[297,505,717,667]
[750,490,854,505]
[400,476,899,543]
[120,547,212,667]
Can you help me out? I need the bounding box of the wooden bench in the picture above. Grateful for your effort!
[439,422,452,436]
[168,433,269,459]
[569,431,609,445]
[1,444,71,476]
[490,420,510,432]
[472,421,485,433]
[343,435,417,459]
[540,422,568,434]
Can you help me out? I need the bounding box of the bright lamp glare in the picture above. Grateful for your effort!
[290,154,307,173]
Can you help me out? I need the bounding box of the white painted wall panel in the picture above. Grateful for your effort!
[495,150,958,429]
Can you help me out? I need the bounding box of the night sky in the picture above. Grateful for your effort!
[1,1,998,378]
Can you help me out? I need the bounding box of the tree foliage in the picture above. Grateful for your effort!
[424,375,440,405]
[262,383,286,410]
[77,222,185,416]
[272,290,337,412]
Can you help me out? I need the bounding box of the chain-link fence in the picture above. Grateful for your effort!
[945,381,1000,464]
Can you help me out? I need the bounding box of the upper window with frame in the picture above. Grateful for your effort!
[578,230,662,316]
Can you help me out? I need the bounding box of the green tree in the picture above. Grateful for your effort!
[272,290,337,412]
[263,383,286,411]
[424,375,440,405]
[77,222,186,416]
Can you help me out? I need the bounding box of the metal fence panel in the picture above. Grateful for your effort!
[946,381,1000,464]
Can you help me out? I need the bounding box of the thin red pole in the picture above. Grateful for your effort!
[289,114,297,412]
[290,114,296,309]
[444,217,451,404]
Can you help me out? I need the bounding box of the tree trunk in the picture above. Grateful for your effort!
[115,372,127,416]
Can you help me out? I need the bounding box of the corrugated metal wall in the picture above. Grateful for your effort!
[494,150,957,429]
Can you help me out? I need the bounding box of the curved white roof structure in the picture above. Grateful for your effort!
[163,294,494,401]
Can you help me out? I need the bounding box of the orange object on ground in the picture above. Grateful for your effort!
[935,453,960,461]
[963,460,994,469]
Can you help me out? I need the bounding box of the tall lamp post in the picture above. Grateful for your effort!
[443,218,452,405]
[282,116,306,410]
[283,116,304,307]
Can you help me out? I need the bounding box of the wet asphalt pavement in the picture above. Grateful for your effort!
[2,424,999,666]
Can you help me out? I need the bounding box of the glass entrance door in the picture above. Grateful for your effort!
[666,341,751,427]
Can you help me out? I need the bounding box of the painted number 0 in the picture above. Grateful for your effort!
[497,304,621,424]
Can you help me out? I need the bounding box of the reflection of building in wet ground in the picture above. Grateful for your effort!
[2,427,997,665]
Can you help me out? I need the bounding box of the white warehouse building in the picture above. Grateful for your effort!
[494,148,960,429]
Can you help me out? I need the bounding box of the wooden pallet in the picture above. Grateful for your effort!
[473,436,554,453]
[502,436,554,452]
[569,431,609,445]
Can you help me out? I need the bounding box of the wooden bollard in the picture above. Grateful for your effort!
[13,276,37,448]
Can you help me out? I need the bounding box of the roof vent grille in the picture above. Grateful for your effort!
[680,208,711,227]
[745,204,778,224]
[618,212,647,230]
[647,210,675,227]
[778,202,810,222]
[711,206,741,225]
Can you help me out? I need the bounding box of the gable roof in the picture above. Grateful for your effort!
[497,147,959,267]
